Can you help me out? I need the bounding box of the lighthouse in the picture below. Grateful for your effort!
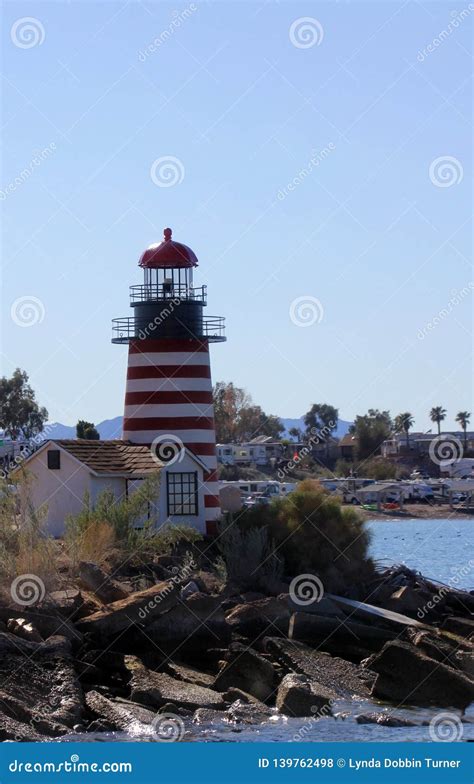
[112,228,226,535]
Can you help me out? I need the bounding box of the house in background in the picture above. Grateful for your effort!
[338,433,358,460]
[12,439,209,537]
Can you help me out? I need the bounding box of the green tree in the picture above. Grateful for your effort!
[303,403,339,457]
[455,411,471,448]
[0,369,48,439]
[430,406,447,435]
[350,409,392,461]
[289,427,303,442]
[394,412,415,449]
[76,420,100,440]
[213,382,284,443]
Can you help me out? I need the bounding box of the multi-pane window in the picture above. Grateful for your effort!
[167,472,198,516]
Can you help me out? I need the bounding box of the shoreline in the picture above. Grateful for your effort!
[358,504,474,521]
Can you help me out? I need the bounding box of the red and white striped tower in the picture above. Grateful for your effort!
[112,228,226,534]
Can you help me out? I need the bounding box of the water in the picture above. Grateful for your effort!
[65,518,474,743]
[367,517,474,589]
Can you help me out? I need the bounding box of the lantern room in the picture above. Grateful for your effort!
[112,228,226,344]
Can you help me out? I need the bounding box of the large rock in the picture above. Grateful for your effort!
[441,616,474,639]
[146,594,230,652]
[370,640,474,708]
[213,644,277,702]
[79,561,130,604]
[265,638,371,699]
[125,656,224,711]
[0,632,83,737]
[85,691,156,734]
[76,580,182,640]
[6,617,43,643]
[0,607,82,648]
[225,596,291,638]
[166,662,215,688]
[289,612,394,654]
[47,589,85,619]
[276,673,332,717]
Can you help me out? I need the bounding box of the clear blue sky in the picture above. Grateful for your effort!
[2,0,472,432]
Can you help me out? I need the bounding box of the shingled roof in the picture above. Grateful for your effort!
[52,440,163,476]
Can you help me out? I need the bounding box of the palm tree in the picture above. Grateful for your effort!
[430,406,447,435]
[455,411,471,448]
[394,412,414,449]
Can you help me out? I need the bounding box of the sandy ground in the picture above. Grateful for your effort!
[357,502,474,521]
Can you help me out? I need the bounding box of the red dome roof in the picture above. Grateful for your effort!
[139,228,198,269]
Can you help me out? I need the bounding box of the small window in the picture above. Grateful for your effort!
[250,483,258,492]
[47,450,61,470]
[167,471,198,516]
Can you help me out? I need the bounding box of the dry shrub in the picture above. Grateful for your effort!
[67,519,117,567]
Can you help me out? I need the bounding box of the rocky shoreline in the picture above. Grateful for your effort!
[0,559,473,742]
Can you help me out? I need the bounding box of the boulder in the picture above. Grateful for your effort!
[6,617,43,643]
[166,662,215,689]
[289,612,394,654]
[265,638,371,699]
[0,607,82,648]
[125,656,224,711]
[76,579,182,640]
[146,594,230,652]
[355,712,417,727]
[85,691,156,733]
[227,699,274,724]
[370,640,474,708]
[0,633,84,737]
[225,596,291,638]
[385,586,433,619]
[441,616,474,639]
[213,644,277,702]
[47,589,85,619]
[276,673,332,717]
[79,561,130,604]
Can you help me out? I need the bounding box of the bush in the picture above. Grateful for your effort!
[235,479,373,594]
[217,516,283,591]
[0,472,58,597]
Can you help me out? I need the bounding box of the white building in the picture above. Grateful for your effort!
[12,439,209,537]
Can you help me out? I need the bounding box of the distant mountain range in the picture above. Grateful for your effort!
[43,416,352,441]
